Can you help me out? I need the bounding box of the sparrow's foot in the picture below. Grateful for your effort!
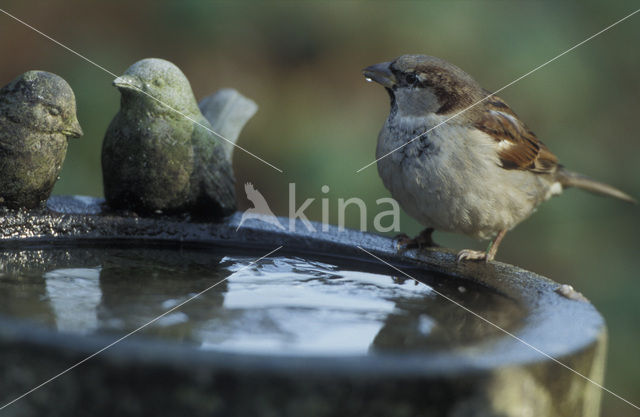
[457,229,507,263]
[394,233,413,250]
[395,228,439,251]
[456,249,488,262]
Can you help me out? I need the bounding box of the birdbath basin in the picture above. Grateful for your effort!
[0,196,607,417]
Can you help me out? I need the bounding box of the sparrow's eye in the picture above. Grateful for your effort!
[405,73,418,85]
[48,107,61,116]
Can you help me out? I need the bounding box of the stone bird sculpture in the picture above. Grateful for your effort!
[0,71,83,209]
[198,88,258,161]
[102,58,240,219]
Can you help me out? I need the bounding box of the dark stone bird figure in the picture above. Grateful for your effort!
[102,58,236,219]
[0,71,83,209]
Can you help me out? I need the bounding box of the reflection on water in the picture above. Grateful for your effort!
[0,245,524,355]
[45,268,101,334]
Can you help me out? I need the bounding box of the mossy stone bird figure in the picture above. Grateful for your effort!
[102,58,236,219]
[0,71,83,209]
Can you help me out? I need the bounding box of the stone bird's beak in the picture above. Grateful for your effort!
[63,118,83,138]
[363,62,396,88]
[113,74,143,91]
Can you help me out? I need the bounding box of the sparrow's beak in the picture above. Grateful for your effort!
[363,62,396,88]
[62,118,83,138]
[113,74,143,91]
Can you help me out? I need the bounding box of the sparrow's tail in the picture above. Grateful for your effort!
[557,167,637,204]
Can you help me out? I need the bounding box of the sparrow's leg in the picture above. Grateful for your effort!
[457,229,507,263]
[485,229,507,261]
[396,228,439,250]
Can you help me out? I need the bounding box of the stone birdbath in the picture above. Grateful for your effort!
[0,75,606,417]
[0,195,606,417]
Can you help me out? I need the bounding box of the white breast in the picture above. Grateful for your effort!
[376,115,556,240]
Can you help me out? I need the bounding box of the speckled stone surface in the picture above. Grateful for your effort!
[0,72,82,209]
[102,59,238,218]
[0,196,606,417]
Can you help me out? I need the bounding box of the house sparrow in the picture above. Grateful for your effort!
[364,54,635,262]
[102,58,236,219]
[0,71,83,209]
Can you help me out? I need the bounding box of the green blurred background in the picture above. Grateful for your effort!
[1,0,638,414]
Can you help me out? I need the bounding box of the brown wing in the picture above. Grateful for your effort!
[474,95,558,174]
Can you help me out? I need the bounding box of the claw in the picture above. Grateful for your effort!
[395,228,438,251]
[456,249,487,262]
[394,233,413,251]
[394,233,412,248]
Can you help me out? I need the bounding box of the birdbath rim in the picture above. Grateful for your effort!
[0,195,605,379]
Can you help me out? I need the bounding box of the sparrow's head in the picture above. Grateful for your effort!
[0,70,83,138]
[363,54,483,117]
[113,58,199,116]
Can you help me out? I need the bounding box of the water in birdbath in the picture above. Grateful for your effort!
[0,244,524,355]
